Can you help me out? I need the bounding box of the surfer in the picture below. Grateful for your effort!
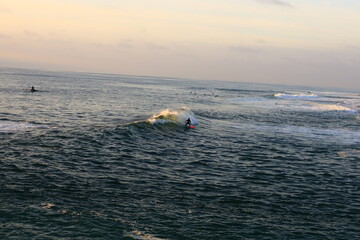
[185,118,191,127]
[31,86,37,92]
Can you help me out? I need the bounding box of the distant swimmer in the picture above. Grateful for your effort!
[185,118,191,127]
[31,86,37,92]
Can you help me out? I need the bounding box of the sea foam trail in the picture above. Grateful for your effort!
[344,99,360,111]
[0,121,39,133]
[274,93,318,99]
[230,122,360,144]
[309,103,353,112]
[148,107,198,125]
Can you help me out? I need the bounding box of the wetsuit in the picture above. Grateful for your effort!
[185,118,191,127]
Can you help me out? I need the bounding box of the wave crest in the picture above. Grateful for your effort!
[274,93,318,99]
[148,107,198,126]
[310,103,353,111]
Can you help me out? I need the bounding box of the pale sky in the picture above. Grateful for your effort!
[1,0,359,89]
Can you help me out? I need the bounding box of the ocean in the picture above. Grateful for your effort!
[0,68,359,239]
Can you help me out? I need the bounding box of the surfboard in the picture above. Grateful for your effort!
[189,126,195,129]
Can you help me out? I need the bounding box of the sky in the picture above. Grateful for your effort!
[1,0,359,89]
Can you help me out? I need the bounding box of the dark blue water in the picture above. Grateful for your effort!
[1,68,359,239]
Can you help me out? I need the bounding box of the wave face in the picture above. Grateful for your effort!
[0,68,359,240]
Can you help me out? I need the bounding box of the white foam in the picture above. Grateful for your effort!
[231,122,360,144]
[0,121,38,133]
[274,93,319,99]
[124,230,168,240]
[230,97,268,102]
[148,107,199,125]
[40,202,55,209]
[343,99,360,111]
[309,103,353,112]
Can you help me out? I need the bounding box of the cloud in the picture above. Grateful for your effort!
[118,39,135,49]
[230,45,262,53]
[23,29,41,37]
[0,34,10,39]
[147,43,168,50]
[0,5,11,13]
[345,44,360,51]
[255,0,293,8]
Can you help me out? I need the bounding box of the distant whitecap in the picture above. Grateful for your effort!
[274,93,319,99]
[0,120,46,133]
[309,103,353,112]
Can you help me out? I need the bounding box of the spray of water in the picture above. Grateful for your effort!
[148,107,198,126]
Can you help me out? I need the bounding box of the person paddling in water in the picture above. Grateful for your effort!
[31,86,37,92]
[185,118,191,127]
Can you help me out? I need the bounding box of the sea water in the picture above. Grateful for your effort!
[0,68,359,239]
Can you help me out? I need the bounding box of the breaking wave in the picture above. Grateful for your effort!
[274,93,318,99]
[309,103,353,112]
[148,107,198,126]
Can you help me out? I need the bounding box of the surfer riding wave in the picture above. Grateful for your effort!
[185,118,191,127]
[148,107,198,127]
